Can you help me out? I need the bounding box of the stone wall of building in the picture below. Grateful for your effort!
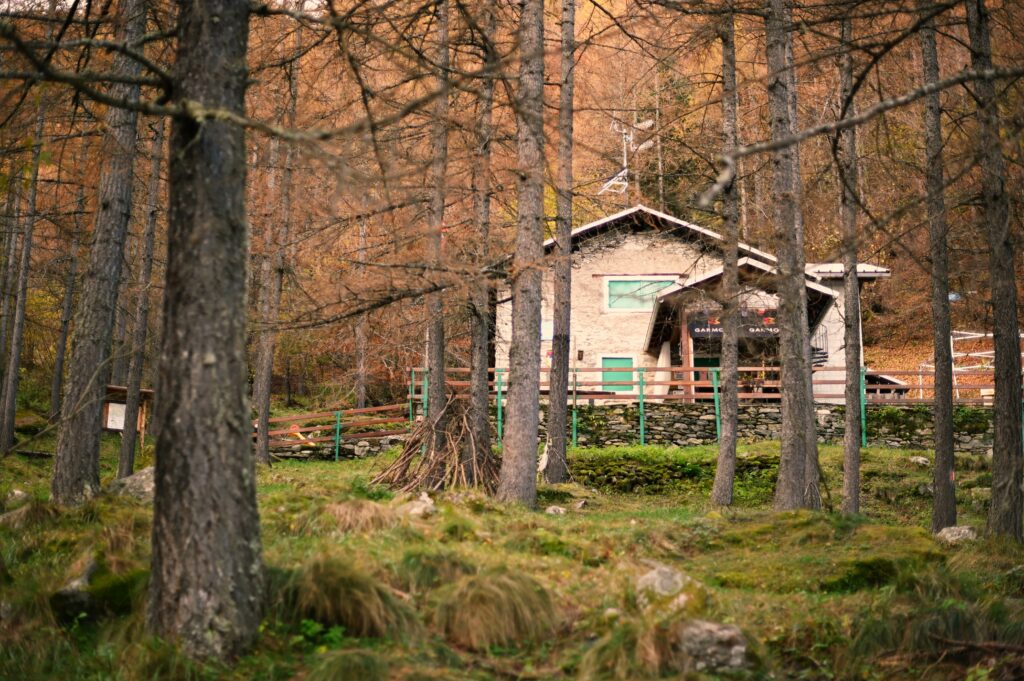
[525,402,994,454]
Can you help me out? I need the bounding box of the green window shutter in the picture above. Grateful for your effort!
[602,357,634,392]
[607,279,674,310]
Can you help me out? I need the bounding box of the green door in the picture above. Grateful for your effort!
[602,357,634,392]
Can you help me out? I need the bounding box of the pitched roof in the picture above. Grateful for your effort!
[543,204,778,264]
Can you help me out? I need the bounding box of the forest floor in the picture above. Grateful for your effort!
[1,434,1023,680]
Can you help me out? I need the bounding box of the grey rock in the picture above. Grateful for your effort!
[107,466,155,502]
[573,499,588,510]
[397,492,435,518]
[909,456,930,467]
[49,556,99,624]
[673,619,750,672]
[936,525,977,546]
[545,505,567,515]
[354,441,371,457]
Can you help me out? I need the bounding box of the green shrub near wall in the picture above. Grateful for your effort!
[568,446,777,494]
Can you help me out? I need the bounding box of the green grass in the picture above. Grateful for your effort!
[0,433,1019,680]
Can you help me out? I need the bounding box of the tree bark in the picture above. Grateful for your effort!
[52,0,146,503]
[765,0,818,511]
[711,12,740,507]
[465,0,497,482]
[497,0,544,507]
[966,0,1022,542]
[0,189,22,394]
[253,48,298,467]
[0,101,46,451]
[117,120,163,478]
[839,17,862,516]
[49,225,80,423]
[920,7,956,531]
[146,0,262,658]
[544,0,575,485]
[426,0,450,454]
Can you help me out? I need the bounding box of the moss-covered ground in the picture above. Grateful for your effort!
[1,434,1022,680]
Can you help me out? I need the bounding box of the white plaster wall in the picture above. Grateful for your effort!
[495,231,723,389]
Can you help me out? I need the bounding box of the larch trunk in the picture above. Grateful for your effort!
[146,0,263,658]
[839,17,862,515]
[426,0,451,454]
[118,121,163,478]
[52,0,146,503]
[766,0,818,511]
[544,0,575,485]
[711,13,740,507]
[920,8,956,531]
[49,231,80,423]
[966,0,1023,542]
[253,52,298,467]
[0,102,46,450]
[465,0,497,481]
[498,0,544,507]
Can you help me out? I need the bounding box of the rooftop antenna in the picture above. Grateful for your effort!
[598,118,655,196]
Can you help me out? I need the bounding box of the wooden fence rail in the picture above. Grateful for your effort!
[253,402,411,459]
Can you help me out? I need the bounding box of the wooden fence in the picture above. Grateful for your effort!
[252,402,410,459]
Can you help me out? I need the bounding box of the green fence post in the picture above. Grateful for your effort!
[859,366,867,447]
[333,410,342,462]
[572,368,578,448]
[408,369,415,424]
[496,369,504,445]
[638,367,646,446]
[422,371,429,420]
[712,368,721,441]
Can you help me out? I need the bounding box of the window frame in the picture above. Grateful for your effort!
[602,276,677,313]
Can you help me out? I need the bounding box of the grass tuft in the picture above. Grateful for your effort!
[325,499,398,533]
[280,553,418,638]
[393,547,474,593]
[306,649,388,681]
[435,567,555,651]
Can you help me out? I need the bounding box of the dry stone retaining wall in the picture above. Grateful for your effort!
[524,402,993,454]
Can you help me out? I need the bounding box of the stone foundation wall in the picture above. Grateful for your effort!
[523,402,994,454]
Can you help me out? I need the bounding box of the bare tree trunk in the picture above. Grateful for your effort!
[465,0,497,481]
[355,216,367,409]
[49,229,80,423]
[766,0,817,511]
[0,102,46,450]
[711,12,740,507]
[253,49,298,467]
[839,17,862,515]
[146,0,262,658]
[497,0,544,507]
[544,0,575,485]
[426,0,450,453]
[51,0,146,503]
[966,0,1022,542]
[118,120,163,478]
[920,7,956,531]
[111,302,128,386]
[0,186,20,384]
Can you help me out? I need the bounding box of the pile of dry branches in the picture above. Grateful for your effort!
[373,397,498,493]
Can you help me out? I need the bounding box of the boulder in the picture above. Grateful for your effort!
[545,505,567,515]
[397,492,436,518]
[49,555,100,625]
[636,562,707,616]
[354,441,371,457]
[908,456,930,467]
[4,488,30,509]
[107,466,155,502]
[936,525,977,547]
[671,619,750,672]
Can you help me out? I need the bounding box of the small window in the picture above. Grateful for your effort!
[607,279,675,310]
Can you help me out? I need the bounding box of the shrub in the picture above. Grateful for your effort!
[279,554,418,638]
[435,567,555,650]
